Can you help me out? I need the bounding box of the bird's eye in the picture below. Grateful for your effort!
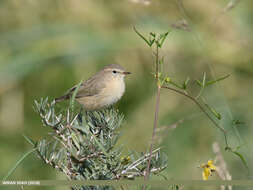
[112,70,117,74]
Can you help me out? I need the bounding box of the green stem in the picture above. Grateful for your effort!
[155,45,159,80]
[161,85,228,148]
[146,86,161,178]
[143,44,161,190]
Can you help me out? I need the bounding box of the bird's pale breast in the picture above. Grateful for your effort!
[102,77,125,105]
[77,78,125,110]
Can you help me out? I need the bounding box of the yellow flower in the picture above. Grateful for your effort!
[201,160,216,180]
[165,77,171,83]
[120,156,131,165]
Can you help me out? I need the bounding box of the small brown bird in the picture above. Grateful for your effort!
[55,64,131,110]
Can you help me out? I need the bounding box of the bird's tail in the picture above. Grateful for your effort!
[54,94,69,103]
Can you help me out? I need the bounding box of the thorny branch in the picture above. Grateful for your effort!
[33,98,167,190]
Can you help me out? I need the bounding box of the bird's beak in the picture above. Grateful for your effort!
[123,71,131,75]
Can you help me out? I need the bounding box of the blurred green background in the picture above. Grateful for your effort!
[0,0,253,189]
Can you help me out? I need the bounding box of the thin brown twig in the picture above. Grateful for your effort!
[161,85,228,148]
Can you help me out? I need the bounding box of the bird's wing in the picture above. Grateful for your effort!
[55,72,106,102]
[69,73,106,98]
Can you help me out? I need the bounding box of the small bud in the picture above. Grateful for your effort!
[150,32,156,37]
[121,156,131,165]
[165,77,171,83]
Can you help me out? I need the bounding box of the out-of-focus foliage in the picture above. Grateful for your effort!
[1,0,253,190]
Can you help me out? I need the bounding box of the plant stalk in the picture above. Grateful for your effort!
[143,44,161,190]
[146,86,161,179]
[161,85,228,147]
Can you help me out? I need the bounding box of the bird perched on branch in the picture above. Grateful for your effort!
[55,64,131,110]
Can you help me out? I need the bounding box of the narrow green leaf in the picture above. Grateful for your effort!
[202,72,206,87]
[39,139,46,156]
[203,100,222,120]
[52,140,58,152]
[149,38,155,46]
[23,134,36,147]
[231,151,249,170]
[158,31,170,48]
[70,80,83,112]
[148,34,155,46]
[3,148,37,180]
[72,125,88,134]
[183,77,190,89]
[46,108,51,121]
[210,107,221,120]
[44,97,48,105]
[34,100,39,110]
[206,74,230,86]
[56,148,65,164]
[89,132,109,157]
[233,119,245,125]
[195,79,202,87]
[133,26,152,47]
[71,132,80,150]
[150,32,156,37]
